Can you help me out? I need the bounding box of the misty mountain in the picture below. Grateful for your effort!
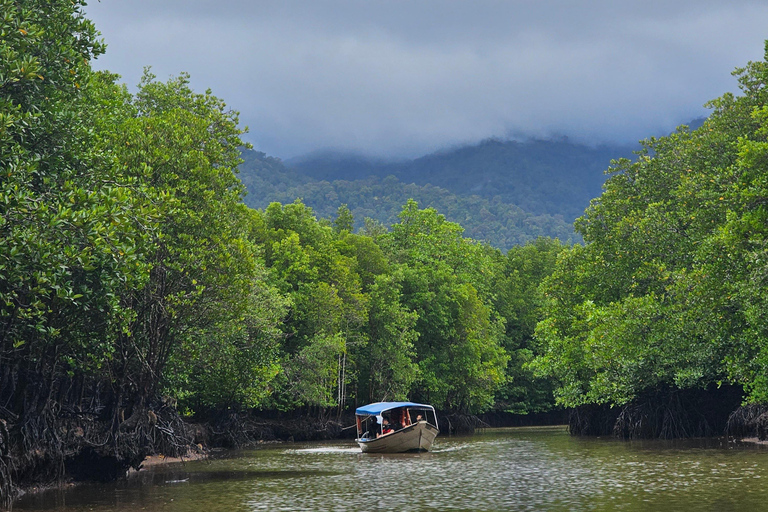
[238,149,580,250]
[240,129,727,249]
[287,138,638,222]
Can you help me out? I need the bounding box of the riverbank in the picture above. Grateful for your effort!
[6,402,767,510]
[4,408,551,504]
[15,426,768,512]
[13,448,208,504]
[137,450,208,468]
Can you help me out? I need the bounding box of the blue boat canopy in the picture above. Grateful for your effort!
[355,401,434,416]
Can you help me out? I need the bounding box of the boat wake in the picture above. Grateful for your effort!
[431,443,472,453]
[286,446,361,454]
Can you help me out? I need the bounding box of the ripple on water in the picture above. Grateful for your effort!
[13,428,768,512]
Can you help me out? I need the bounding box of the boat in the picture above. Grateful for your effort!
[355,401,439,453]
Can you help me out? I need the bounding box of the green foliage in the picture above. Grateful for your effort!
[334,204,354,233]
[166,275,289,413]
[493,237,568,413]
[284,332,347,408]
[0,0,586,433]
[238,198,534,415]
[0,1,144,387]
[533,42,768,408]
[362,272,419,402]
[105,70,267,407]
[251,201,368,410]
[380,201,509,413]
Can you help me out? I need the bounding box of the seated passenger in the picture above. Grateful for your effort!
[377,418,394,437]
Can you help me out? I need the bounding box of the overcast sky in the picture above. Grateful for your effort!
[84,1,768,159]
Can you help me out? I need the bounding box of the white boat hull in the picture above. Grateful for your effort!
[356,421,439,453]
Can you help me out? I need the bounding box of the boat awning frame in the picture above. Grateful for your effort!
[355,401,435,416]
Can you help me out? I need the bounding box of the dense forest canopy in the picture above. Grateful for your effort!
[238,149,579,251]
[532,41,768,411]
[287,139,638,221]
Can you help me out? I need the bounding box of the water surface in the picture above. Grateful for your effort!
[14,426,768,511]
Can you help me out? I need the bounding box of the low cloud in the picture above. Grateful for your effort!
[85,0,768,158]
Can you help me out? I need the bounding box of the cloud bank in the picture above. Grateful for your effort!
[85,1,768,158]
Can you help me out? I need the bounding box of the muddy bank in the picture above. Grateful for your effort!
[3,409,374,507]
[0,399,197,509]
[197,408,550,447]
[137,450,207,468]
[197,411,358,449]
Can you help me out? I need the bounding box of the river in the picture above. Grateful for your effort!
[13,426,768,511]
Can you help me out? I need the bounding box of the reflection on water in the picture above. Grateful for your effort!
[13,426,768,512]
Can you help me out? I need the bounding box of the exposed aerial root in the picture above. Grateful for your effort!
[570,385,743,439]
[0,393,196,508]
[726,404,768,439]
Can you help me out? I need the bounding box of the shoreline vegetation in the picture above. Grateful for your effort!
[12,404,768,504]
[5,2,768,510]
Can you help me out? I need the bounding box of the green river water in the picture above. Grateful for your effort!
[13,426,768,511]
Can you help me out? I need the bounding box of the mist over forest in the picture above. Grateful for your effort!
[240,127,718,250]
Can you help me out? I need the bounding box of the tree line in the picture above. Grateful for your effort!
[286,138,637,222]
[530,42,768,433]
[238,149,579,251]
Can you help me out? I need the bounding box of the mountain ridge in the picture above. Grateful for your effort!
[285,137,639,222]
[239,129,700,250]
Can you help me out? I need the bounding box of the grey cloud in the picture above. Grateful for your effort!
[85,1,768,158]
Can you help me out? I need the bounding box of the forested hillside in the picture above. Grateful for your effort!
[288,138,638,222]
[239,150,579,250]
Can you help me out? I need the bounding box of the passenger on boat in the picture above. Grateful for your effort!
[378,418,394,437]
